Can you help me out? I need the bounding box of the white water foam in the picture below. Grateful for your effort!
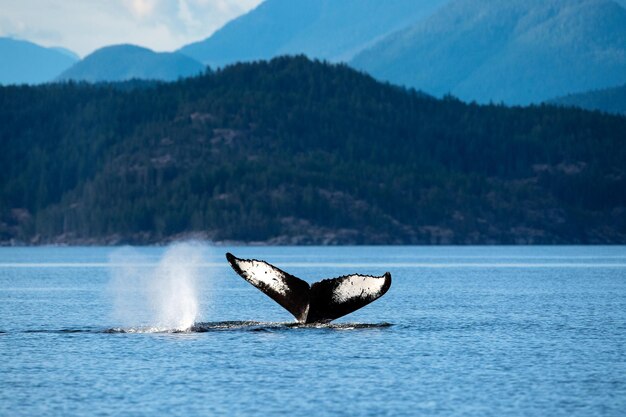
[108,242,210,331]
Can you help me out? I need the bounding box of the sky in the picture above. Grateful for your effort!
[0,0,263,57]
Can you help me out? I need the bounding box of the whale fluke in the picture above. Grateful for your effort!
[225,252,310,322]
[226,253,391,323]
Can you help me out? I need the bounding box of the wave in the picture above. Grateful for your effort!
[108,321,393,333]
[4,322,392,335]
[192,321,393,332]
[2,262,626,268]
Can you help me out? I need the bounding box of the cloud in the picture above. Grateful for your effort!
[0,0,262,56]
[123,0,159,18]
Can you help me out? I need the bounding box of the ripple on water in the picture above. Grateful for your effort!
[1,322,394,335]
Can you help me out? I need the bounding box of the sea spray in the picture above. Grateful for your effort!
[108,242,209,331]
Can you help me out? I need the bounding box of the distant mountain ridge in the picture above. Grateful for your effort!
[179,0,448,67]
[550,84,626,116]
[4,0,626,104]
[58,44,205,83]
[0,37,78,85]
[50,47,80,61]
[351,0,626,104]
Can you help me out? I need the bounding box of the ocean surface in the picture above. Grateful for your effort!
[1,245,625,416]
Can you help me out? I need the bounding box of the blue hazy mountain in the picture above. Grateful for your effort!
[50,47,80,61]
[0,37,78,85]
[58,44,205,82]
[179,0,448,66]
[351,0,626,105]
[550,84,626,116]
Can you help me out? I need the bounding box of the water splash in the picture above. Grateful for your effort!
[108,242,209,331]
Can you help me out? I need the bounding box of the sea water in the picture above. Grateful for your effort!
[0,245,624,416]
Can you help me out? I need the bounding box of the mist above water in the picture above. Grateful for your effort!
[108,242,210,331]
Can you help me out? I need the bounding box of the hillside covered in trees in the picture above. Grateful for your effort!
[550,84,626,116]
[1,56,625,245]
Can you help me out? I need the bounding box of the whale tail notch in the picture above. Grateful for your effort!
[225,253,391,323]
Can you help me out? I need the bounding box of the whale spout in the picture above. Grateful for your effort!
[226,253,391,323]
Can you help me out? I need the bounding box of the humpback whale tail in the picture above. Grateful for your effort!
[226,253,391,324]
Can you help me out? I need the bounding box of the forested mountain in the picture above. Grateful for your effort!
[179,0,448,66]
[0,37,78,85]
[351,0,626,105]
[550,84,626,116]
[1,57,625,245]
[58,45,205,82]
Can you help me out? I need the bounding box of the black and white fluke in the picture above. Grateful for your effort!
[226,253,391,323]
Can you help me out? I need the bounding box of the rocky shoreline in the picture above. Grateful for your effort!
[2,227,624,247]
